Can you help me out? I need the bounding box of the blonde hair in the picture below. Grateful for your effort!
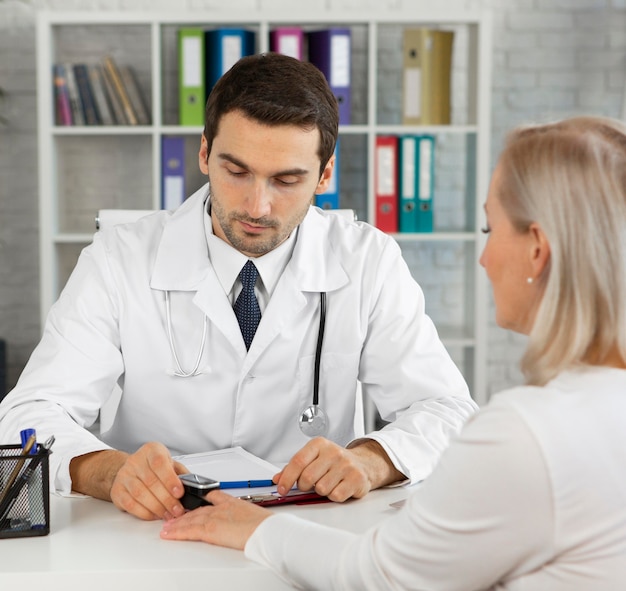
[497,116,626,385]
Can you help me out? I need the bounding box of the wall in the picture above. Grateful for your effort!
[0,0,624,398]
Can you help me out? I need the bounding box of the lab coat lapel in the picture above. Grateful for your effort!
[149,184,249,357]
[150,184,211,291]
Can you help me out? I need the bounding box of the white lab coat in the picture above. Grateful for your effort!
[0,184,476,494]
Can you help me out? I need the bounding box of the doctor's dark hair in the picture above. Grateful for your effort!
[203,52,339,176]
[496,116,626,386]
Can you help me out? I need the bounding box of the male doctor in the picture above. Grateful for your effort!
[0,53,476,521]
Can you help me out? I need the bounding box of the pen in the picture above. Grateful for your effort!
[0,435,54,525]
[218,479,275,489]
[0,433,37,505]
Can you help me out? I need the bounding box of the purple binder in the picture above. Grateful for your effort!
[307,28,351,125]
[161,136,186,210]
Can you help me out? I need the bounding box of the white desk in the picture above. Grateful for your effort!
[0,487,409,590]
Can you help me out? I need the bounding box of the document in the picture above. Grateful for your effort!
[173,447,280,496]
[174,447,328,505]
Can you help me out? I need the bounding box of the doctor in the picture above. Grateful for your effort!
[0,53,475,521]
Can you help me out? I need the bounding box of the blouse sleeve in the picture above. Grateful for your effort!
[245,398,555,590]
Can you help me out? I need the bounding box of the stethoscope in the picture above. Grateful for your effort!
[164,290,329,437]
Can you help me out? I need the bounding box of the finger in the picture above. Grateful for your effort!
[113,443,185,519]
[275,441,323,495]
[144,445,185,501]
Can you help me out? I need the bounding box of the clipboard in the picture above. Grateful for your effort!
[239,490,330,507]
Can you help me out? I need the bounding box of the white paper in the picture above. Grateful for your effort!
[174,447,280,496]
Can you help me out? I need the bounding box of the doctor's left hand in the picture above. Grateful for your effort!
[70,442,189,521]
[273,437,405,502]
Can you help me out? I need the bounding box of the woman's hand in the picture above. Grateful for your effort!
[160,489,272,550]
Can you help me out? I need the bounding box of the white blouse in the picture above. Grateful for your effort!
[245,367,626,590]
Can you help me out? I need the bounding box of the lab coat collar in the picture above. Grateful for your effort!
[150,183,349,295]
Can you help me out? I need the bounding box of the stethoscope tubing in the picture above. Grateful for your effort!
[312,292,326,406]
[165,289,328,434]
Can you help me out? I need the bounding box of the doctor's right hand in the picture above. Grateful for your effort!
[70,442,189,521]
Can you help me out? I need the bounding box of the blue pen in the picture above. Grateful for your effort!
[219,479,275,489]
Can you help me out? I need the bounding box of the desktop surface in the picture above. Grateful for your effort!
[0,486,410,590]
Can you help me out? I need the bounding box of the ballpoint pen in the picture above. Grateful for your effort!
[0,433,37,505]
[218,479,275,489]
[0,435,55,525]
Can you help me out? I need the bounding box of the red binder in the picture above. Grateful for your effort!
[375,136,399,233]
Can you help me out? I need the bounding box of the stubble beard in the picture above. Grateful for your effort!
[208,187,310,257]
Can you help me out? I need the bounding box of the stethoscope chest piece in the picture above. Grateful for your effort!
[298,404,329,438]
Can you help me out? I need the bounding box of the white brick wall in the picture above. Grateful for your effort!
[0,0,624,401]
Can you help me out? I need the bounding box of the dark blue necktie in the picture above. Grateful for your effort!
[234,260,261,350]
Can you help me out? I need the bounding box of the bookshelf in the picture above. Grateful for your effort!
[36,10,492,405]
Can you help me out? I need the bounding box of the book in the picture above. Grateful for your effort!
[52,64,72,126]
[101,63,126,124]
[87,64,114,125]
[103,55,138,125]
[178,28,206,126]
[64,62,84,125]
[119,66,150,125]
[307,28,352,125]
[73,64,100,125]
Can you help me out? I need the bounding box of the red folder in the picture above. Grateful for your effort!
[239,490,330,507]
[375,136,399,233]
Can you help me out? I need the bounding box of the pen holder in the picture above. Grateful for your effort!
[0,444,50,538]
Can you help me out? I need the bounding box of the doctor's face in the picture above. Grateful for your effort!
[199,110,334,258]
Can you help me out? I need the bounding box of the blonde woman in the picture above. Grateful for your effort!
[160,116,626,590]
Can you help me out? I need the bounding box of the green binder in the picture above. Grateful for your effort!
[178,28,205,126]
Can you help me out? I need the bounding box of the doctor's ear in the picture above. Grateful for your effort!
[314,154,335,195]
[198,136,210,175]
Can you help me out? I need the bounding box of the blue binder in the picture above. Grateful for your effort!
[398,135,435,232]
[416,135,435,233]
[398,135,418,232]
[315,139,340,210]
[205,29,256,95]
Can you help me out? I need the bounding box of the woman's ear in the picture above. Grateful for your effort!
[529,222,551,279]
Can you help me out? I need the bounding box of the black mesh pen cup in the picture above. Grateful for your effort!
[0,444,50,538]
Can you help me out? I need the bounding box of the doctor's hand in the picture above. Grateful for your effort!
[273,437,406,502]
[160,490,271,550]
[70,442,189,521]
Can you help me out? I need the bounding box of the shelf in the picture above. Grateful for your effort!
[37,9,491,404]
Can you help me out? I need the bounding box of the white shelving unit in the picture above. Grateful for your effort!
[36,9,492,405]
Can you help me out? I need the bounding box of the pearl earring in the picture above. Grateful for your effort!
[527,277,533,284]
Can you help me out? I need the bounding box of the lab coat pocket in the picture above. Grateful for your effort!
[297,351,361,444]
